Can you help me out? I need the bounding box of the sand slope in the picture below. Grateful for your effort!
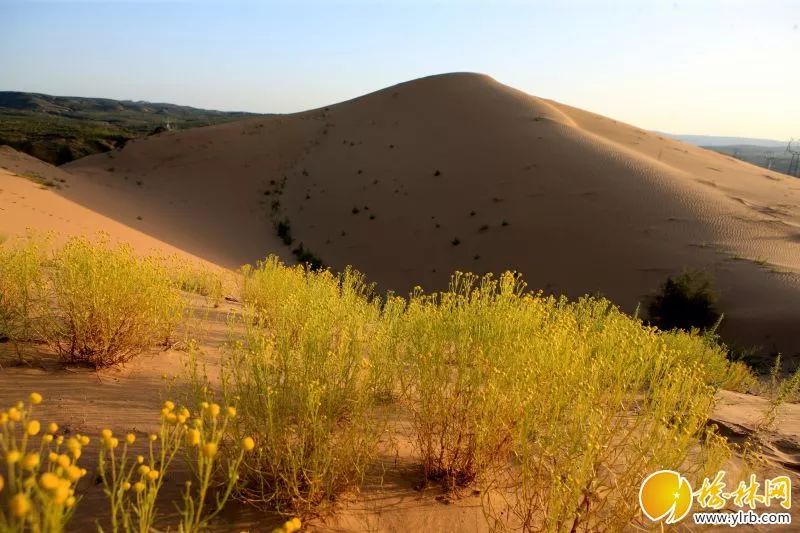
[4,72,800,356]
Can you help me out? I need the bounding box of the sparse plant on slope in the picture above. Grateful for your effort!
[220,258,388,514]
[648,270,721,332]
[0,235,186,367]
[39,237,185,367]
[0,235,48,363]
[168,259,225,307]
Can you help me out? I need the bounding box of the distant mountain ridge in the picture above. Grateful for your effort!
[0,91,259,165]
[661,132,788,148]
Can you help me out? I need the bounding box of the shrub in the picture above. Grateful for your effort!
[221,258,387,514]
[39,238,185,367]
[382,271,749,529]
[274,219,293,246]
[0,236,48,362]
[168,259,225,307]
[648,270,721,332]
[1,236,186,367]
[291,244,324,270]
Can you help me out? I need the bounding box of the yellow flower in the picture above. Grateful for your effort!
[163,400,175,411]
[136,455,145,464]
[48,452,58,462]
[186,429,201,447]
[26,419,40,436]
[48,422,59,434]
[138,465,151,476]
[147,470,159,481]
[122,482,131,491]
[79,435,90,446]
[165,413,177,424]
[53,484,70,504]
[126,433,136,445]
[66,496,76,508]
[201,442,218,458]
[22,453,40,471]
[29,392,43,405]
[226,406,237,418]
[67,437,81,455]
[133,481,145,493]
[66,465,83,482]
[0,474,4,492]
[241,436,255,452]
[55,436,64,445]
[57,454,71,468]
[0,412,7,425]
[8,407,22,422]
[10,493,31,517]
[149,434,157,442]
[101,429,112,439]
[283,518,302,533]
[6,450,21,464]
[43,434,54,444]
[40,472,60,491]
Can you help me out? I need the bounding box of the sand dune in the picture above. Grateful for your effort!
[4,72,800,356]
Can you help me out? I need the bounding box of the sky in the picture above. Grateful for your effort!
[1,0,798,140]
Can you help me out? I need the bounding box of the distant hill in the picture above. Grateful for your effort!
[0,91,258,164]
[662,133,788,148]
[662,133,797,177]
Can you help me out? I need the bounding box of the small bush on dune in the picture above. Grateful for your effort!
[0,236,48,362]
[387,272,749,530]
[0,236,185,367]
[648,270,721,332]
[219,258,388,513]
[41,238,185,367]
[168,258,225,307]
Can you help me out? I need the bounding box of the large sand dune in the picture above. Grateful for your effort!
[4,72,800,356]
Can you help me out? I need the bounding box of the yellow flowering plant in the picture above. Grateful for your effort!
[0,393,88,533]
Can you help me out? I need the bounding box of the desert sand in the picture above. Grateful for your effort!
[2,72,800,531]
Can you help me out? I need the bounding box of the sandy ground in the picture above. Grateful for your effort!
[2,73,794,357]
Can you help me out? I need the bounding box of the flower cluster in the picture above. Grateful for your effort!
[0,393,88,532]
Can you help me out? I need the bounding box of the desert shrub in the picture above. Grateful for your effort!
[395,272,526,488]
[38,238,185,367]
[371,271,750,529]
[291,244,324,270]
[648,270,721,332]
[168,259,225,307]
[0,236,48,362]
[274,219,293,246]
[220,258,388,513]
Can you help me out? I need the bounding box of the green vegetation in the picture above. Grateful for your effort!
[648,270,721,332]
[0,235,185,367]
[0,91,256,165]
[1,240,767,530]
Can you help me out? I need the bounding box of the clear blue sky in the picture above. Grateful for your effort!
[2,1,798,139]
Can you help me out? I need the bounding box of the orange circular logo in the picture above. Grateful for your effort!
[639,470,693,524]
